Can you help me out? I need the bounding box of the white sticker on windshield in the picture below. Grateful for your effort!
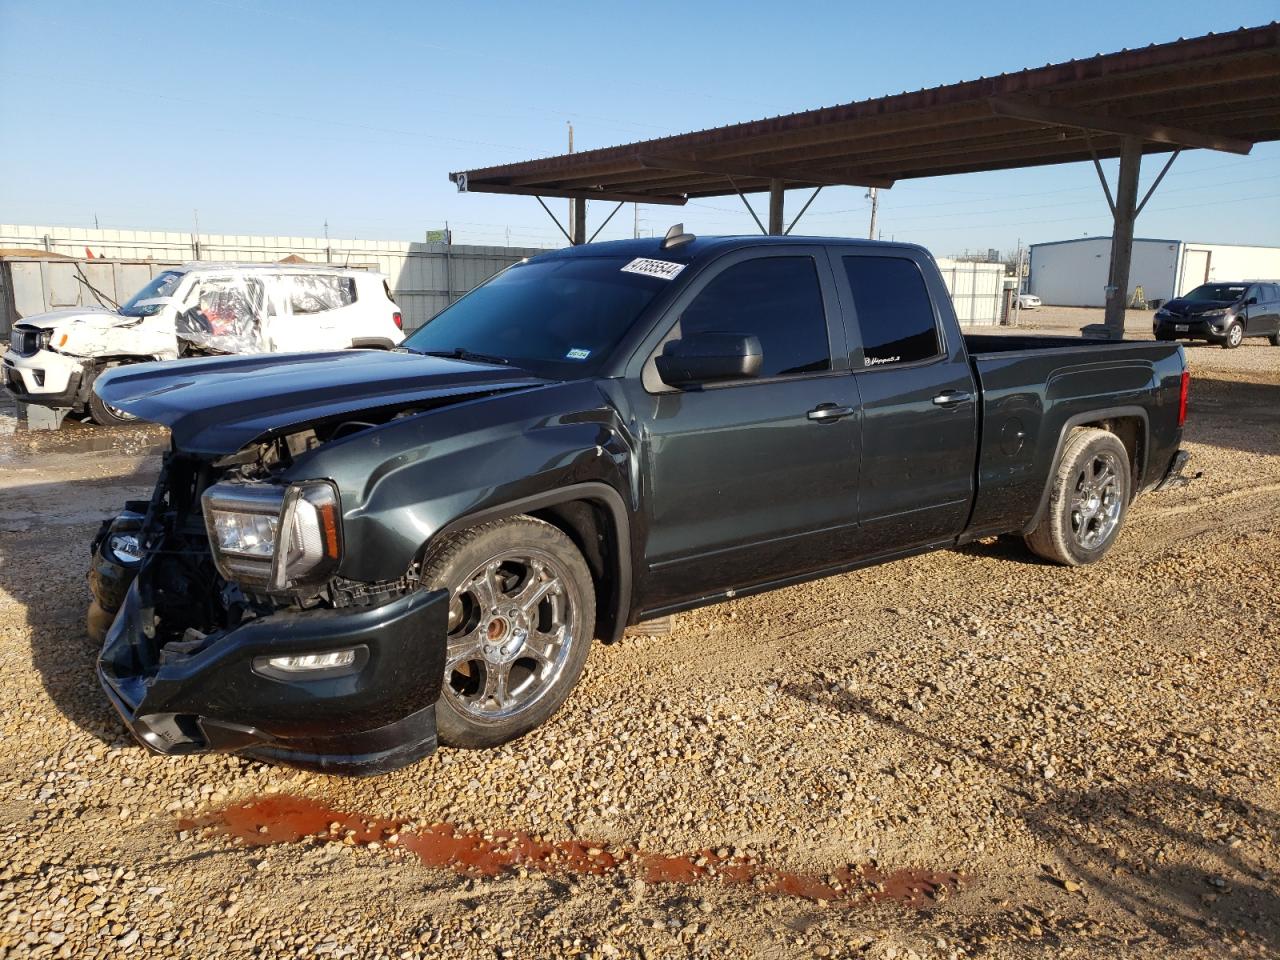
[566,347,591,360]
[621,257,685,280]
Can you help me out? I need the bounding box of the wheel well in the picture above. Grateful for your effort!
[528,499,626,643]
[1076,416,1145,492]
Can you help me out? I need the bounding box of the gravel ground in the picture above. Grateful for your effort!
[1,315,1277,959]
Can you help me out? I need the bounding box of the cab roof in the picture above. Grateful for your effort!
[533,234,928,266]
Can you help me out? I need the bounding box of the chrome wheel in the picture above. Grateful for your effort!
[1070,451,1123,550]
[442,548,575,724]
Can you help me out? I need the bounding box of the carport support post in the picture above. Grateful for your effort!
[768,179,785,235]
[1103,135,1143,340]
[571,198,587,245]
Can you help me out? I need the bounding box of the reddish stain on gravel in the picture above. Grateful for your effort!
[181,795,964,909]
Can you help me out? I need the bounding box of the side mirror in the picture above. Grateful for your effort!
[656,332,762,388]
[1246,296,1258,305]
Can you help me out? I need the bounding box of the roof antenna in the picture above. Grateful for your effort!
[661,223,695,250]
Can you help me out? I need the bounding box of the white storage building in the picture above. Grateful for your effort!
[1027,237,1280,307]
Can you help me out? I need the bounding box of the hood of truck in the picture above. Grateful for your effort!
[94,350,551,455]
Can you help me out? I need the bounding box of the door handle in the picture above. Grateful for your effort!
[807,403,855,422]
[932,390,973,407]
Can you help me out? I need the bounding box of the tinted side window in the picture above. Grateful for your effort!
[842,256,941,367]
[680,257,830,377]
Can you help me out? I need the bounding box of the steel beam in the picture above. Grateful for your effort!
[768,179,785,235]
[1103,135,1143,340]
[785,187,823,236]
[637,154,893,190]
[452,180,687,206]
[571,199,587,245]
[989,96,1253,155]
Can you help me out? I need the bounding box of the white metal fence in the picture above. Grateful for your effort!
[2,225,1009,331]
[0,225,547,332]
[934,258,1005,326]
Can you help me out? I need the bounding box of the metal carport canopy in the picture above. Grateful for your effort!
[450,23,1280,335]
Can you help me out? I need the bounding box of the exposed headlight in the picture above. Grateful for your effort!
[1155,309,1169,319]
[1199,308,1228,318]
[107,532,143,564]
[202,480,342,591]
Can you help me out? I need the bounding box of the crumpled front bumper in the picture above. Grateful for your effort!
[2,348,87,407]
[97,580,448,775]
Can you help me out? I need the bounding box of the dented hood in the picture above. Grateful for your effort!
[94,350,550,455]
[17,306,127,330]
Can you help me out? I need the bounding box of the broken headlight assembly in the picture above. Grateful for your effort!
[201,480,343,593]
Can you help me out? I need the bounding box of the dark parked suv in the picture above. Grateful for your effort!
[1153,281,1280,348]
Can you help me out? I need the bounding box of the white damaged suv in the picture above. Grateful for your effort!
[3,263,405,425]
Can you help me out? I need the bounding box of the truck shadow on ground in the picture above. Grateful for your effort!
[1182,376,1280,458]
[782,679,1278,955]
[0,443,162,748]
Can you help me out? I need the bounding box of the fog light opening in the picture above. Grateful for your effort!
[269,650,357,672]
[253,645,367,681]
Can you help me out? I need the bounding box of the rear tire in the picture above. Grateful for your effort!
[421,516,595,749]
[1024,428,1131,566]
[1223,322,1244,349]
[1269,331,1280,347]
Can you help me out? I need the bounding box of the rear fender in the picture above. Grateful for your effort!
[1023,405,1150,535]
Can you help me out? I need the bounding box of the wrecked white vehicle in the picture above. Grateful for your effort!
[2,264,405,425]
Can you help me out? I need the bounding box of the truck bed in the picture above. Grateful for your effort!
[961,334,1186,541]
[964,333,1144,354]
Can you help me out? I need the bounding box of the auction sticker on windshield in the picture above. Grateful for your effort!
[621,258,685,281]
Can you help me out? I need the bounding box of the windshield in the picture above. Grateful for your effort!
[119,270,186,317]
[402,256,672,377]
[1184,283,1246,303]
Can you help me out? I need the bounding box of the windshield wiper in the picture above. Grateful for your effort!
[420,347,510,366]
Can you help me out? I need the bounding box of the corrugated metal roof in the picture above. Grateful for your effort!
[452,24,1280,204]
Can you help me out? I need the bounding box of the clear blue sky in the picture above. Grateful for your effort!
[1,0,1277,255]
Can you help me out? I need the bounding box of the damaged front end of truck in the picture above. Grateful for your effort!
[86,350,550,774]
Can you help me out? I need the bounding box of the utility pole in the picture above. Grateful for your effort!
[566,121,588,244]
[192,208,201,260]
[566,121,574,228]
[866,187,879,240]
[634,203,639,239]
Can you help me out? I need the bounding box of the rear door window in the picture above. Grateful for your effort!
[288,275,357,315]
[679,256,830,377]
[842,256,941,367]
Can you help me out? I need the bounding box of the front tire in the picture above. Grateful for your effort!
[87,388,137,427]
[1024,428,1131,566]
[1269,331,1280,347]
[421,516,595,749]
[1223,321,1244,349]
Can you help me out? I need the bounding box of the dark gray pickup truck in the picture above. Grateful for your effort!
[88,233,1192,774]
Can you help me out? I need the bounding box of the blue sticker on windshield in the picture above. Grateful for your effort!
[566,348,591,360]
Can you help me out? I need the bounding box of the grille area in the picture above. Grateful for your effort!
[9,326,41,356]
